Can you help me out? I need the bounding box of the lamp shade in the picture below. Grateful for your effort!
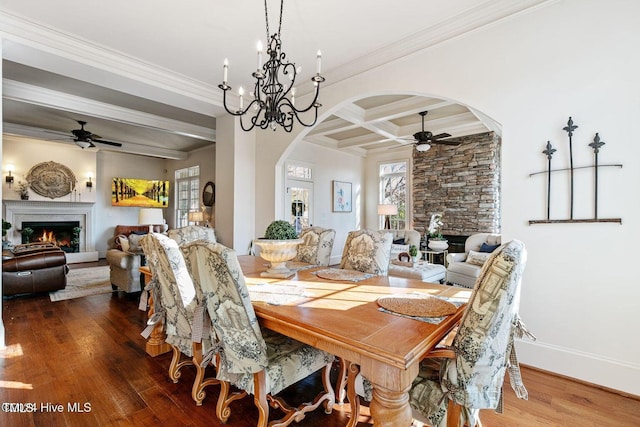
[188,211,205,222]
[138,208,164,230]
[377,204,398,216]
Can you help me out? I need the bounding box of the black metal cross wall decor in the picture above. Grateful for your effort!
[529,116,622,225]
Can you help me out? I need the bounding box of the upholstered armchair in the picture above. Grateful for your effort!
[180,240,335,427]
[348,239,533,427]
[339,229,393,275]
[106,224,165,293]
[292,226,336,266]
[139,233,216,406]
[445,232,501,288]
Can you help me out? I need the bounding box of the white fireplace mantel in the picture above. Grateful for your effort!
[3,200,98,263]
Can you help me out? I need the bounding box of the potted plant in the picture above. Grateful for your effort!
[2,219,12,249]
[253,220,303,278]
[427,213,448,251]
[409,244,419,263]
[21,227,34,244]
[15,181,30,200]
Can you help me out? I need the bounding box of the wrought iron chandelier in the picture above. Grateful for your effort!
[219,0,325,133]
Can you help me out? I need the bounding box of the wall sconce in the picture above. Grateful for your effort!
[5,164,15,186]
[86,174,93,192]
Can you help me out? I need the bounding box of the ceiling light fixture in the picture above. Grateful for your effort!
[219,0,325,133]
[416,143,431,152]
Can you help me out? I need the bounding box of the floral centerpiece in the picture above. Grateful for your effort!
[427,213,448,251]
[253,220,303,278]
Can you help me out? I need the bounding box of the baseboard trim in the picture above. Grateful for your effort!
[517,340,640,397]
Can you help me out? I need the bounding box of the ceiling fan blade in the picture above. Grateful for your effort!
[92,139,122,147]
[434,138,463,145]
[431,133,451,139]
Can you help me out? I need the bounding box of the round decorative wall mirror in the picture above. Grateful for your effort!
[202,181,215,206]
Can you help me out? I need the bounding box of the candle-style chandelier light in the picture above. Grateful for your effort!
[219,0,325,133]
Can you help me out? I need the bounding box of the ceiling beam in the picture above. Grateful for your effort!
[3,123,189,160]
[3,80,216,141]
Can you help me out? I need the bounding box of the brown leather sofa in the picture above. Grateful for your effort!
[2,243,68,296]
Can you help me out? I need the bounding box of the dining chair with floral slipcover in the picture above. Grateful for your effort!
[139,233,219,406]
[180,240,335,427]
[346,239,534,427]
[292,226,336,266]
[339,229,393,275]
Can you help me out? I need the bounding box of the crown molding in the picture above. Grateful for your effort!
[319,0,555,89]
[1,2,554,106]
[0,10,224,115]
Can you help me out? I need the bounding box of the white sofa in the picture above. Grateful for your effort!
[445,233,501,288]
[385,229,446,283]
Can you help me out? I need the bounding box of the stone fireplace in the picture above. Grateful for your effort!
[413,131,501,245]
[3,200,98,263]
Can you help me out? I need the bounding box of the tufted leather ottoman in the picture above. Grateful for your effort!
[388,260,446,283]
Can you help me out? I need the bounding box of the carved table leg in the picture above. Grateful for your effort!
[369,383,413,427]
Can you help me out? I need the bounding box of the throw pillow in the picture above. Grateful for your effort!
[116,235,130,253]
[390,244,410,261]
[480,242,500,253]
[393,238,406,245]
[466,250,491,266]
[127,234,145,252]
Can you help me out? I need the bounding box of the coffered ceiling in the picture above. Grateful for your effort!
[0,1,549,159]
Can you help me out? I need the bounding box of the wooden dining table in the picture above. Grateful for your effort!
[238,256,470,427]
[141,256,470,427]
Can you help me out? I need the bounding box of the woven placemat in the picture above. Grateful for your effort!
[315,268,373,282]
[377,294,457,317]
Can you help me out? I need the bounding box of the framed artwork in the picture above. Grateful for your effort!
[332,180,352,212]
[111,177,169,207]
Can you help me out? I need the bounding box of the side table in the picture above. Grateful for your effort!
[423,249,449,267]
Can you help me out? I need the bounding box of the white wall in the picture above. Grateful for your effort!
[253,0,640,395]
[3,136,97,204]
[286,140,364,263]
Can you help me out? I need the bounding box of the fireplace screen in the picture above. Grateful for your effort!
[20,221,81,253]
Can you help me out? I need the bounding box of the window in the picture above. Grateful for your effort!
[286,163,313,233]
[379,161,407,230]
[175,166,200,228]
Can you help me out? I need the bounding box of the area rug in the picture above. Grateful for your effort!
[49,265,113,302]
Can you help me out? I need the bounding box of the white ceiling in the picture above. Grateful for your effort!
[0,1,548,159]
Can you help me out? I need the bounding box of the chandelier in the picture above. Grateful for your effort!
[219,0,325,133]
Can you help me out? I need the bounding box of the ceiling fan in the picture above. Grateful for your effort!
[70,120,122,149]
[399,111,463,152]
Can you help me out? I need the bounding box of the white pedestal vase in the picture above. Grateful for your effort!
[254,238,304,278]
[428,240,449,251]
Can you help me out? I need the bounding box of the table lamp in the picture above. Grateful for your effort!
[188,211,205,226]
[138,208,164,233]
[378,204,398,230]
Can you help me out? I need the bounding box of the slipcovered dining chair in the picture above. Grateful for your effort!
[139,233,217,406]
[180,240,335,427]
[292,226,336,266]
[339,229,393,275]
[347,239,534,427]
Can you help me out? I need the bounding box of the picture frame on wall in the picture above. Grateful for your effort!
[332,180,352,212]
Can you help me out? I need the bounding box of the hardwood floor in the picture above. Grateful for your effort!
[2,270,639,426]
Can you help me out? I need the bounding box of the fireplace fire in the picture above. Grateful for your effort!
[21,221,81,253]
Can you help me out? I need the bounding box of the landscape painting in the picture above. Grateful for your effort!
[111,178,169,207]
